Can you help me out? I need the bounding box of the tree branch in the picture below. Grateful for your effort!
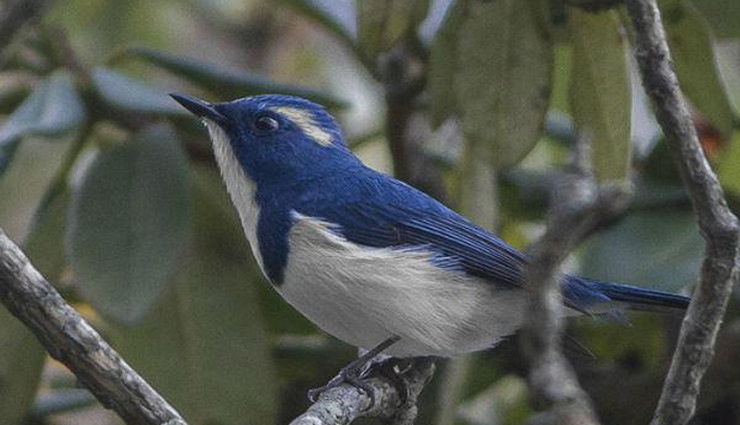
[624,1,740,424]
[521,135,630,425]
[290,358,435,425]
[0,229,187,425]
[0,0,52,53]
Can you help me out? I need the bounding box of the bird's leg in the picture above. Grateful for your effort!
[307,335,401,403]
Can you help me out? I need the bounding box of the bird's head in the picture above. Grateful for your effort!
[171,93,357,187]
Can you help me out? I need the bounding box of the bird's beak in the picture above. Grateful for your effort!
[170,93,229,125]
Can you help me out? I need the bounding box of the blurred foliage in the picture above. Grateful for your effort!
[0,0,739,425]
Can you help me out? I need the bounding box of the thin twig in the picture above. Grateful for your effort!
[624,1,740,424]
[0,0,51,53]
[521,135,629,425]
[290,358,435,425]
[0,229,187,425]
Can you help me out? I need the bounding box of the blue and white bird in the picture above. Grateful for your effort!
[171,93,689,394]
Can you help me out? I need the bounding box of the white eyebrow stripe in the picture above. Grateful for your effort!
[270,106,333,146]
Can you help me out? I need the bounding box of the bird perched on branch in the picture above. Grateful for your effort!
[171,93,689,400]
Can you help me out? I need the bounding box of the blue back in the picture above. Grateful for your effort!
[212,95,689,313]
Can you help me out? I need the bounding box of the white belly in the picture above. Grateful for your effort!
[277,214,528,357]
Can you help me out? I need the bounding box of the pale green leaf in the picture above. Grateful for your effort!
[92,68,187,116]
[661,0,737,139]
[33,71,86,137]
[452,0,553,168]
[110,166,277,425]
[716,131,740,196]
[569,9,632,183]
[357,0,429,60]
[429,0,465,125]
[580,210,702,292]
[0,71,85,175]
[68,124,190,324]
[0,308,45,425]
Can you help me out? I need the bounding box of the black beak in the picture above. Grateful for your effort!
[170,93,228,124]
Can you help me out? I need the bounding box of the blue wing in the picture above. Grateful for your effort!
[298,168,689,313]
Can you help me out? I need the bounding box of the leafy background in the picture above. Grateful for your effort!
[0,0,739,424]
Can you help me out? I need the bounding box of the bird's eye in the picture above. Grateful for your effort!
[254,115,279,132]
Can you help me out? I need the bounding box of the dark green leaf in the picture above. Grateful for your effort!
[451,0,553,168]
[91,68,187,116]
[691,0,740,39]
[110,166,277,425]
[0,308,46,425]
[25,188,71,283]
[570,8,632,184]
[661,0,737,139]
[68,124,190,324]
[580,210,703,293]
[127,48,347,108]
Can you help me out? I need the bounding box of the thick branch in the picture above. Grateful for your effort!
[0,229,187,425]
[521,136,629,425]
[624,1,740,424]
[290,358,435,425]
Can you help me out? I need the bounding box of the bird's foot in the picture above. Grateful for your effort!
[307,336,401,405]
[369,357,413,407]
[307,361,376,403]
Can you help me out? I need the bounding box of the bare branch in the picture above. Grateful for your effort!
[624,1,740,424]
[290,358,435,425]
[0,0,52,53]
[0,229,187,425]
[521,135,630,425]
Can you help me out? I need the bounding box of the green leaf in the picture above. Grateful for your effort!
[580,209,703,293]
[446,0,553,168]
[127,48,347,108]
[0,308,46,425]
[660,0,737,139]
[25,188,71,283]
[33,71,86,137]
[717,131,740,197]
[691,0,740,39]
[91,68,187,116]
[274,0,357,45]
[356,0,429,60]
[429,0,465,126]
[68,124,190,324]
[110,166,277,425]
[0,71,86,176]
[569,9,632,184]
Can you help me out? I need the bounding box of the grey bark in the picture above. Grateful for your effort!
[521,135,630,425]
[290,358,435,425]
[624,0,740,424]
[0,228,187,425]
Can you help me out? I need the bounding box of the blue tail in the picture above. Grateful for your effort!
[563,276,690,314]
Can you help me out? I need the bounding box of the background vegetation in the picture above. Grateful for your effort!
[0,0,739,424]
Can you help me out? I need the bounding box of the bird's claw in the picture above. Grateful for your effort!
[307,364,376,404]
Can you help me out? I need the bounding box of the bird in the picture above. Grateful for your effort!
[171,92,690,400]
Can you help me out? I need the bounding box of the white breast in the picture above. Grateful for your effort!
[204,120,265,272]
[278,214,529,358]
